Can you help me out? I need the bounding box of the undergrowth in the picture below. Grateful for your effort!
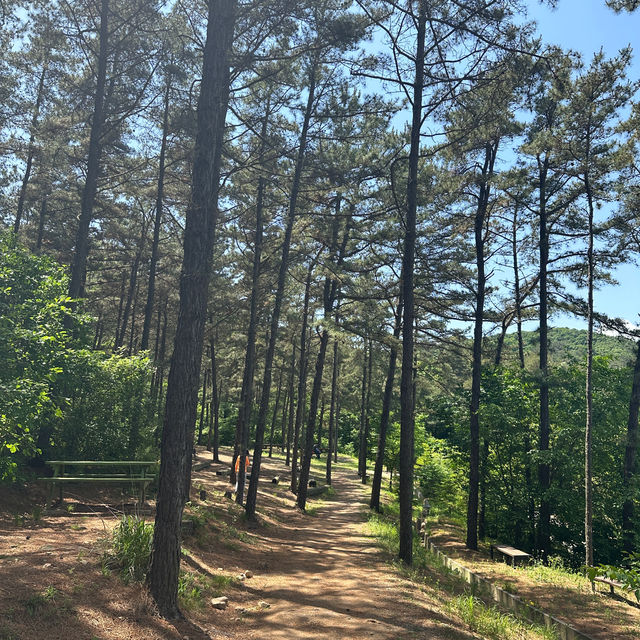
[103,515,153,583]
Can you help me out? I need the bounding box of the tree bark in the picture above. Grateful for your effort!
[269,367,283,458]
[326,337,339,485]
[141,76,171,351]
[399,0,426,565]
[285,339,296,467]
[297,328,330,509]
[197,369,208,447]
[244,56,319,518]
[232,101,270,492]
[148,0,236,618]
[290,265,314,494]
[209,337,221,461]
[371,293,402,512]
[537,155,551,560]
[622,340,640,553]
[584,160,595,568]
[67,0,109,309]
[467,140,497,551]
[296,200,349,510]
[358,339,369,478]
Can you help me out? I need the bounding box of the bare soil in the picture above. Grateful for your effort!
[428,522,640,640]
[2,449,624,640]
[0,450,482,640]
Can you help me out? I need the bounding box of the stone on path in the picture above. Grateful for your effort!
[211,596,228,610]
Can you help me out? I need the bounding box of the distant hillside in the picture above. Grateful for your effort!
[497,327,637,369]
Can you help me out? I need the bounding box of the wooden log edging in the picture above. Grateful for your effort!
[424,538,596,640]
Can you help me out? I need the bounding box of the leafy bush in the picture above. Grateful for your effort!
[104,516,153,583]
[0,234,158,480]
[55,350,155,460]
[414,434,466,516]
[586,552,640,601]
[0,234,73,479]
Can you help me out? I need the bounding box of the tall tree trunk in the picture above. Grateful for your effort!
[478,438,490,540]
[148,0,236,618]
[208,337,220,461]
[15,58,48,234]
[584,162,595,568]
[245,58,319,519]
[398,0,426,565]
[290,265,314,494]
[371,293,402,511]
[326,337,339,485]
[197,369,208,446]
[269,367,283,457]
[467,140,497,551]
[67,0,109,310]
[362,336,373,484]
[297,327,329,509]
[116,239,145,350]
[154,301,168,445]
[512,206,526,369]
[35,197,47,251]
[114,271,127,347]
[232,101,270,493]
[358,339,369,478]
[335,383,341,463]
[622,340,640,553]
[285,339,296,467]
[296,201,349,510]
[141,77,171,351]
[537,155,551,560]
[127,274,140,355]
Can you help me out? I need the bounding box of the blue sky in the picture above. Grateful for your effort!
[525,0,640,330]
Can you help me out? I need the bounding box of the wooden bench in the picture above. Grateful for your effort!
[38,460,157,507]
[490,544,531,567]
[592,575,624,594]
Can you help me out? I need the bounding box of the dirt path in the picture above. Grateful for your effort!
[210,458,479,640]
[0,453,483,640]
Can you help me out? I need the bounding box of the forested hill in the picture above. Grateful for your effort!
[497,327,637,369]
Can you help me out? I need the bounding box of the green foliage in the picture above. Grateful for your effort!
[0,234,158,479]
[103,516,153,584]
[429,360,635,566]
[0,234,74,479]
[414,431,466,516]
[178,572,203,609]
[586,553,640,601]
[498,328,636,369]
[55,349,155,460]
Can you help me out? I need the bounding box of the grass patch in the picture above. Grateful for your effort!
[449,595,559,640]
[24,586,72,618]
[102,515,153,583]
[524,559,588,591]
[367,511,559,640]
[178,572,203,610]
[204,573,236,596]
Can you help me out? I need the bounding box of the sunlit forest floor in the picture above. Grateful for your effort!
[0,449,632,639]
[428,521,640,639]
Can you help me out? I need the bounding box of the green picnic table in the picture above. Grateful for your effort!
[39,460,157,506]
